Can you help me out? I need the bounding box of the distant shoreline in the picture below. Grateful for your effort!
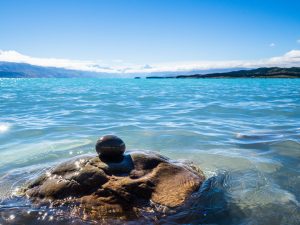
[145,75,300,79]
[145,67,300,79]
[1,62,300,78]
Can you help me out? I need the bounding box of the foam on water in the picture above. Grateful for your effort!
[0,78,299,224]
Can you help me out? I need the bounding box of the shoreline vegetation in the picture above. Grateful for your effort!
[145,67,300,79]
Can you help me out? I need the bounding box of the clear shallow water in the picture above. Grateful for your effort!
[0,78,299,224]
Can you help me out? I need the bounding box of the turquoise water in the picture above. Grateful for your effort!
[0,78,299,224]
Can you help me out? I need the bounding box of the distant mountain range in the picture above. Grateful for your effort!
[146,67,300,79]
[0,62,116,78]
[1,61,300,78]
[0,61,247,78]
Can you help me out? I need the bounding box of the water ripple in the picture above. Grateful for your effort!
[0,78,300,224]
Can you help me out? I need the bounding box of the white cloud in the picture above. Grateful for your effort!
[125,50,300,73]
[1,49,300,75]
[0,50,119,73]
[269,43,275,47]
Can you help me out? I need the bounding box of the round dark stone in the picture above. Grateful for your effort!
[95,135,126,159]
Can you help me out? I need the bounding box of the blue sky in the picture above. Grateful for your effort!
[0,0,300,74]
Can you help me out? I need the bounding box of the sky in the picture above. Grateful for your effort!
[0,0,300,74]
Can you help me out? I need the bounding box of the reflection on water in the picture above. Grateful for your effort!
[0,123,10,133]
[0,78,300,224]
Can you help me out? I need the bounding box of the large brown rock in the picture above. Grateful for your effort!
[24,151,205,220]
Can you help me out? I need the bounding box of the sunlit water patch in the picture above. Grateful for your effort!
[0,123,10,133]
[0,78,299,224]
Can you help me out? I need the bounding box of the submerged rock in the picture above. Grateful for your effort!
[23,150,205,220]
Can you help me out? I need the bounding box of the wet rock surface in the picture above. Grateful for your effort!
[23,151,205,220]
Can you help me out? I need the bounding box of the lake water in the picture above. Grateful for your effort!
[0,78,299,224]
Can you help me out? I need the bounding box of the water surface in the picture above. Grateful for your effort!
[0,78,299,224]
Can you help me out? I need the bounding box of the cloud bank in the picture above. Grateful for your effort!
[1,49,300,74]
